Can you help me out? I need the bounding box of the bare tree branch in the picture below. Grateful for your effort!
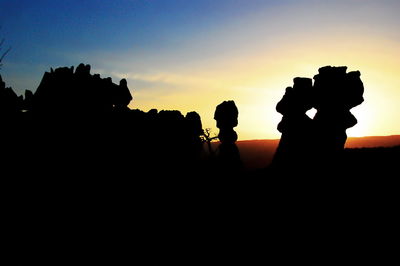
[0,46,11,63]
[0,28,12,70]
[201,128,218,155]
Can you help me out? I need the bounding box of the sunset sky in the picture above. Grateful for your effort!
[1,0,399,140]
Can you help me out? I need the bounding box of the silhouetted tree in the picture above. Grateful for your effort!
[0,28,11,70]
[201,128,218,155]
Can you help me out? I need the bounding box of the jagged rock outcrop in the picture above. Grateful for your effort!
[1,65,206,178]
[273,77,314,167]
[33,63,133,114]
[313,66,364,153]
[273,66,364,170]
[0,75,23,114]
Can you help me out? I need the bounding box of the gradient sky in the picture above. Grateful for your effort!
[1,0,399,140]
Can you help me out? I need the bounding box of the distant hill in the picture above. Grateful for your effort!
[345,135,400,148]
[227,135,400,170]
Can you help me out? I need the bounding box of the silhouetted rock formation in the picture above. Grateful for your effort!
[113,78,132,111]
[185,111,204,155]
[0,64,209,180]
[214,100,242,172]
[33,63,132,115]
[214,100,239,144]
[0,74,23,115]
[23,90,34,111]
[313,66,364,155]
[273,66,364,171]
[0,74,25,171]
[273,77,314,168]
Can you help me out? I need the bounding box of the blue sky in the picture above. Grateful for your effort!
[1,0,400,139]
[1,0,269,89]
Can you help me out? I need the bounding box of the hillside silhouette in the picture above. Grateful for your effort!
[224,136,400,170]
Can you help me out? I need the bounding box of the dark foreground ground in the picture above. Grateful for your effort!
[3,145,399,264]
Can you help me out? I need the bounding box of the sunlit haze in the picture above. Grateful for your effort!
[1,0,399,140]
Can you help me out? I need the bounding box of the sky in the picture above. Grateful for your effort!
[1,0,399,140]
